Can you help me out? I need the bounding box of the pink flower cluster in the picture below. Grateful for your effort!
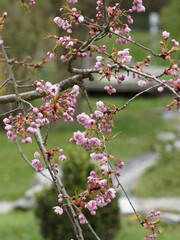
[162,31,170,40]
[96,45,106,54]
[32,151,44,172]
[84,171,116,215]
[66,0,78,4]
[96,0,103,20]
[78,213,85,224]
[4,84,79,144]
[57,36,74,49]
[69,8,84,26]
[76,101,114,133]
[117,48,132,64]
[70,131,101,151]
[131,0,145,13]
[94,55,104,70]
[143,210,162,240]
[54,17,72,33]
[77,112,96,129]
[90,152,107,163]
[171,39,179,47]
[117,74,125,84]
[114,24,132,45]
[35,82,79,124]
[3,113,39,144]
[47,51,56,61]
[104,85,116,95]
[35,80,58,101]
[58,193,64,203]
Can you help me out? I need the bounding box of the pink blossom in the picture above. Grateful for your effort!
[99,179,107,188]
[32,159,41,167]
[137,80,147,87]
[36,167,44,172]
[73,131,86,146]
[10,135,17,141]
[47,51,56,60]
[104,85,116,95]
[78,15,84,23]
[4,124,13,131]
[94,110,103,118]
[34,151,40,158]
[85,200,97,212]
[77,112,90,128]
[122,55,132,64]
[60,54,68,63]
[90,152,105,160]
[117,161,124,169]
[117,48,129,58]
[59,155,66,162]
[3,12,7,18]
[59,149,63,153]
[27,127,37,134]
[89,137,101,147]
[96,56,104,62]
[29,0,35,6]
[79,213,85,224]
[96,101,104,109]
[171,39,179,47]
[107,188,116,199]
[162,31,170,40]
[66,0,78,3]
[3,118,11,124]
[22,136,32,144]
[0,38,3,45]
[157,86,164,92]
[53,206,63,215]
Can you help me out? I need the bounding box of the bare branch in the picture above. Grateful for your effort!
[118,83,161,111]
[0,74,86,104]
[120,64,180,98]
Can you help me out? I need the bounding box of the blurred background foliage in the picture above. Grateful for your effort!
[160,0,180,40]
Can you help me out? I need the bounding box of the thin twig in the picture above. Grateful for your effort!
[120,64,180,98]
[17,84,34,88]
[111,162,143,225]
[15,138,53,182]
[0,77,11,89]
[79,81,93,114]
[43,121,52,146]
[102,0,108,24]
[0,107,21,117]
[117,83,161,111]
[110,30,161,57]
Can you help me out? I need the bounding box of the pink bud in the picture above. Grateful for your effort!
[157,86,164,92]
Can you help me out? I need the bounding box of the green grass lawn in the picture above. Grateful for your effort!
[0,211,180,240]
[0,211,44,240]
[133,150,180,198]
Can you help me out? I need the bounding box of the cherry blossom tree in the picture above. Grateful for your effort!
[0,0,180,239]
